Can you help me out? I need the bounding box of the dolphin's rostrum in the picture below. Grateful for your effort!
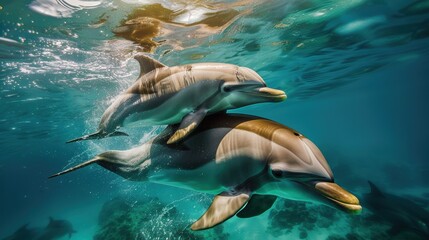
[67,55,286,144]
[54,114,361,230]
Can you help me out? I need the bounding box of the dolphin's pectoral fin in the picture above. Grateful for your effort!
[167,122,197,144]
[134,54,167,78]
[167,108,207,144]
[191,192,250,231]
[236,194,277,218]
[388,224,406,236]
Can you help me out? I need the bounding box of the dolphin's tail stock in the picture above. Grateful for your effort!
[66,130,129,143]
[48,157,101,179]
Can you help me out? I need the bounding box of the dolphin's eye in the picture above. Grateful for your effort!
[272,170,283,178]
[222,82,261,93]
[222,85,232,92]
[222,84,245,93]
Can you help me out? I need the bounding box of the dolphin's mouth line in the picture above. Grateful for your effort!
[241,87,286,100]
[258,87,286,99]
[323,195,362,213]
[314,182,362,213]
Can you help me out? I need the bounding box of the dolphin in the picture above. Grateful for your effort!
[36,217,76,240]
[362,181,429,239]
[67,55,286,144]
[2,218,76,240]
[2,224,39,240]
[53,114,361,230]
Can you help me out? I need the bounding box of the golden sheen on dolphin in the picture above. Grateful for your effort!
[67,55,286,144]
[53,114,360,230]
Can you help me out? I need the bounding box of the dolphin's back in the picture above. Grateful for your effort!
[142,114,333,190]
[145,115,271,192]
[127,63,263,96]
[180,114,332,178]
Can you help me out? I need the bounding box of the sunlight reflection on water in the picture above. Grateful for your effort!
[1,0,428,146]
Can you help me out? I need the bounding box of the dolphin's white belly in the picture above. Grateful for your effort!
[143,126,272,194]
[122,81,221,127]
[123,106,190,126]
[147,153,266,194]
[148,166,228,194]
[255,181,322,203]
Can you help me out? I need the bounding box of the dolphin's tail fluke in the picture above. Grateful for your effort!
[66,130,105,143]
[48,157,101,179]
[69,230,77,239]
[66,130,129,143]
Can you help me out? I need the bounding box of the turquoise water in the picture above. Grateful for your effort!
[1,0,429,239]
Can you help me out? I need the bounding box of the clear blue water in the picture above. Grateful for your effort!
[1,0,429,239]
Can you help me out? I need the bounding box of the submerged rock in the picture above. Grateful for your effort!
[267,199,335,237]
[267,197,429,239]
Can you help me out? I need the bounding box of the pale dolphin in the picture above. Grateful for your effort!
[53,114,360,230]
[67,55,286,144]
[362,181,429,239]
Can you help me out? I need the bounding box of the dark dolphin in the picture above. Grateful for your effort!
[363,181,429,239]
[36,217,76,240]
[2,217,76,240]
[2,224,40,240]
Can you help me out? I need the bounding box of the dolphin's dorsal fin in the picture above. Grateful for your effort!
[48,217,54,227]
[134,54,167,78]
[368,181,384,197]
[236,194,277,218]
[18,223,29,231]
[191,192,250,230]
[69,231,76,239]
